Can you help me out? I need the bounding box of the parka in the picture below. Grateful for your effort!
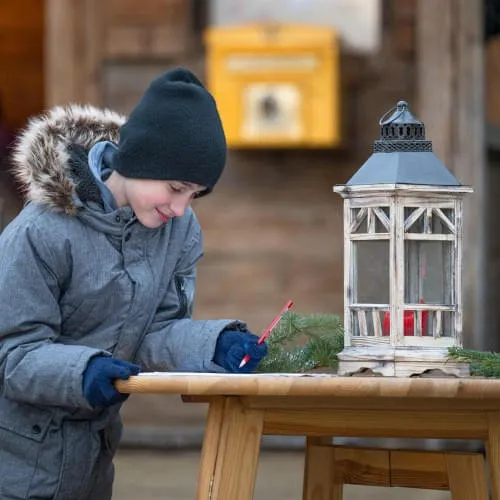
[0,105,244,499]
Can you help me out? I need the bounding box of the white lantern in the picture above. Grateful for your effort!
[334,101,473,377]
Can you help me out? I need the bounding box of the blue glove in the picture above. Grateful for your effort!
[213,330,268,373]
[82,356,141,407]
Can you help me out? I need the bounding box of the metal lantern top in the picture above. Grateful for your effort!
[346,101,462,187]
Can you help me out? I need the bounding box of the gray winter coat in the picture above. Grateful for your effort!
[0,105,243,499]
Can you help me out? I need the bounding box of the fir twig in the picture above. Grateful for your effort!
[448,347,500,377]
[256,311,344,373]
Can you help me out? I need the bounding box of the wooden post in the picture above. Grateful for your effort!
[44,0,102,107]
[417,0,486,350]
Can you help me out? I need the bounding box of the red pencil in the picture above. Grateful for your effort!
[239,300,294,369]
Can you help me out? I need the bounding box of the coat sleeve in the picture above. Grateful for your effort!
[133,223,247,373]
[0,220,106,408]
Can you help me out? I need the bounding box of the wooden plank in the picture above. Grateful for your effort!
[335,446,390,487]
[404,207,425,232]
[373,207,390,231]
[118,375,500,400]
[357,310,368,337]
[104,0,192,57]
[487,411,500,500]
[416,0,453,164]
[454,199,464,345]
[404,234,455,241]
[344,200,353,346]
[372,310,382,337]
[350,233,391,241]
[350,304,390,310]
[434,208,456,234]
[240,395,500,412]
[391,450,448,490]
[434,310,443,338]
[367,208,375,233]
[263,408,488,439]
[486,38,500,127]
[45,0,84,106]
[424,207,432,234]
[106,0,189,25]
[105,25,191,58]
[446,453,488,500]
[350,207,367,233]
[196,397,225,500]
[210,397,264,500]
[82,0,103,106]
[303,440,342,500]
[393,199,405,343]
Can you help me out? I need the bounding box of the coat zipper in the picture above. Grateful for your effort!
[175,275,188,318]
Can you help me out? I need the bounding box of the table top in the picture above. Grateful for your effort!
[115,372,500,400]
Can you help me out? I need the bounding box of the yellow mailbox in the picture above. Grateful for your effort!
[205,24,340,148]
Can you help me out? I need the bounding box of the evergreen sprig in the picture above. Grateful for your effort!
[256,311,344,373]
[448,347,500,377]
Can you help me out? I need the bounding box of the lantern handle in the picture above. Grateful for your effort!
[378,101,408,125]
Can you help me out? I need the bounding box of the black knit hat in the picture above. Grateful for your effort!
[113,67,227,195]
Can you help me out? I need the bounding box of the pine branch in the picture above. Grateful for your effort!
[256,312,344,373]
[448,347,500,377]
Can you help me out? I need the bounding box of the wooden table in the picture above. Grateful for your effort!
[117,373,500,500]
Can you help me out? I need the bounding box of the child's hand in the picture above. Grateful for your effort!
[213,330,268,373]
[82,356,141,407]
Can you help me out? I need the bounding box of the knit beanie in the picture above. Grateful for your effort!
[113,67,227,195]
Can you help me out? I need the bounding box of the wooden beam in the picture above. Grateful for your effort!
[417,0,487,350]
[44,0,82,106]
[306,445,487,494]
[44,0,102,107]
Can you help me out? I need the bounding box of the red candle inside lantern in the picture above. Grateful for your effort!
[382,299,428,336]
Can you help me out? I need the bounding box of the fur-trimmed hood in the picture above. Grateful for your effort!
[12,105,127,215]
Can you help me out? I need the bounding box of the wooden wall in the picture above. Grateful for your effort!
[0,0,44,130]
[0,0,42,227]
[486,37,500,128]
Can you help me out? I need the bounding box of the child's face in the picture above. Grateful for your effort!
[123,178,206,228]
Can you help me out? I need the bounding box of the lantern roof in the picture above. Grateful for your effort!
[346,101,461,187]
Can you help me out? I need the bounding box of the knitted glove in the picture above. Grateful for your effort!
[213,330,268,373]
[83,356,141,407]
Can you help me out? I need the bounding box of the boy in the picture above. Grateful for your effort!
[0,68,266,499]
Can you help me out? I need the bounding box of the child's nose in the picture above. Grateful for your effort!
[171,198,190,217]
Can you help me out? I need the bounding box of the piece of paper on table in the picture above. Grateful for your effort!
[137,372,336,378]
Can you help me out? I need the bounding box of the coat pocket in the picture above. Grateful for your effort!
[99,417,123,456]
[0,399,60,499]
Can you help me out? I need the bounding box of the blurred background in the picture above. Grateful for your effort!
[0,0,499,498]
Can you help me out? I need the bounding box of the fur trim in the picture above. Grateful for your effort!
[12,105,126,215]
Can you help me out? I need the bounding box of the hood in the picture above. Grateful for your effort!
[12,105,127,215]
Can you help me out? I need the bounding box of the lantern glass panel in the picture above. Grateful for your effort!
[354,240,390,304]
[404,240,453,305]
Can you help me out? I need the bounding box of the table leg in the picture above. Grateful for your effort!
[487,411,500,500]
[209,397,264,500]
[446,453,488,500]
[303,437,342,500]
[196,397,226,500]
